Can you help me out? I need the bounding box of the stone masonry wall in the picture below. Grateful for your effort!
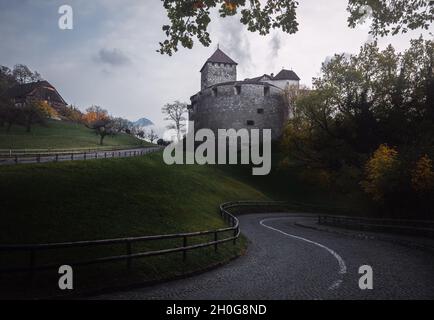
[201,63,237,90]
[190,83,286,140]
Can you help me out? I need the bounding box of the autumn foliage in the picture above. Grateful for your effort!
[361,145,401,202]
[280,39,433,217]
[82,106,110,125]
[36,101,59,119]
[411,155,434,194]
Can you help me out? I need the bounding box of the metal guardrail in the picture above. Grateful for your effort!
[0,201,248,277]
[0,146,162,165]
[0,201,290,278]
[318,215,434,238]
[2,200,432,279]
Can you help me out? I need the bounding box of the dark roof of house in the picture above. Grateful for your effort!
[273,69,300,81]
[200,48,237,71]
[3,80,67,105]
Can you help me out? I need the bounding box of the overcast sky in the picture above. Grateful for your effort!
[0,0,432,127]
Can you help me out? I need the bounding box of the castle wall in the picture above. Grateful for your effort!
[201,63,237,90]
[264,79,299,90]
[190,83,286,140]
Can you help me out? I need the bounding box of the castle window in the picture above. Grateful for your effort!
[234,85,241,95]
[212,87,218,97]
[257,108,264,114]
[247,120,255,126]
[264,86,270,97]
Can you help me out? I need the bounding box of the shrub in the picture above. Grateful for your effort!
[361,144,401,202]
[411,155,434,194]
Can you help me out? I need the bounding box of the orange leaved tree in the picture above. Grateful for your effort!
[82,106,114,145]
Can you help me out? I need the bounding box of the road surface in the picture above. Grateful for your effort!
[94,213,434,300]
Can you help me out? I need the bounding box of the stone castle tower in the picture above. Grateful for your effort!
[200,48,238,90]
[190,48,300,140]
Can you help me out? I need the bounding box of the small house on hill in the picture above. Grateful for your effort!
[3,80,67,110]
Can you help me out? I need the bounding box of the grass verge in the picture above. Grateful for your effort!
[0,120,147,149]
[0,152,266,298]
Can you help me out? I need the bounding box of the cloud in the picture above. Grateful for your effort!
[96,48,131,67]
[1,0,432,126]
[270,33,281,57]
[216,16,252,72]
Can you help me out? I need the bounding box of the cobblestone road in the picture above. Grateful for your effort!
[94,213,434,300]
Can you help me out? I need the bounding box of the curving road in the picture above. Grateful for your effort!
[94,213,434,300]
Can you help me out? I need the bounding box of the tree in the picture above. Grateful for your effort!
[159,0,433,55]
[281,39,433,216]
[162,100,188,141]
[283,38,433,170]
[411,155,434,194]
[347,0,434,37]
[137,130,145,139]
[0,66,17,95]
[361,144,401,202]
[0,99,21,132]
[22,100,49,132]
[146,129,159,143]
[37,101,59,119]
[82,106,114,145]
[12,64,42,84]
[58,105,83,123]
[157,138,170,146]
[112,117,132,133]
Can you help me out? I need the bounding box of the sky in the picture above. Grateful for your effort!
[0,0,432,128]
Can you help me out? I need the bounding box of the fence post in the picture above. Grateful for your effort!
[71,153,73,160]
[183,236,187,261]
[84,152,87,160]
[126,241,132,269]
[104,152,107,159]
[37,154,40,163]
[55,154,58,162]
[15,155,18,164]
[214,232,218,252]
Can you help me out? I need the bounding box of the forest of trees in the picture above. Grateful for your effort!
[281,38,434,217]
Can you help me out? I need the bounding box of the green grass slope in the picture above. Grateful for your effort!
[0,120,147,149]
[0,152,266,243]
[0,152,267,297]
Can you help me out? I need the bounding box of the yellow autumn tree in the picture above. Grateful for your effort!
[361,144,400,201]
[36,101,59,119]
[411,155,434,194]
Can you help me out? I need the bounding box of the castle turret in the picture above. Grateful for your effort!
[200,48,237,90]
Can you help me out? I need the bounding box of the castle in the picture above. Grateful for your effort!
[189,48,300,140]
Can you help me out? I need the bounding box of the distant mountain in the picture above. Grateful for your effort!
[134,117,154,127]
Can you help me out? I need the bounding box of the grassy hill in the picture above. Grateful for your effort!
[0,152,267,297]
[0,120,147,149]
